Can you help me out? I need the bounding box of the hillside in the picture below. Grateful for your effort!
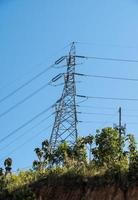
[32,176,138,200]
[34,184,138,200]
[0,127,137,199]
[1,175,137,200]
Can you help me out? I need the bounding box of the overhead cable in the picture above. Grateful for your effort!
[0,65,54,104]
[75,41,138,49]
[0,112,55,152]
[80,120,114,124]
[0,104,55,144]
[77,55,138,63]
[78,105,116,110]
[75,73,138,82]
[0,79,54,119]
[77,95,138,102]
[0,124,52,162]
[78,111,115,116]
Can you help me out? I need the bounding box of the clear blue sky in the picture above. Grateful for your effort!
[0,0,138,171]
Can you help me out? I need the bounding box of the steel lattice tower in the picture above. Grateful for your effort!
[49,42,78,150]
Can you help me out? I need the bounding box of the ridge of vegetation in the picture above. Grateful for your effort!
[0,127,137,199]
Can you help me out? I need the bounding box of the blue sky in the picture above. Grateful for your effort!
[0,0,138,171]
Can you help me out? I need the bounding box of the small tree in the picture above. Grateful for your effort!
[0,168,3,176]
[83,134,94,162]
[42,140,52,165]
[92,127,128,170]
[33,147,45,172]
[4,158,12,176]
[33,140,52,171]
[127,134,138,179]
[73,138,87,164]
[51,141,72,167]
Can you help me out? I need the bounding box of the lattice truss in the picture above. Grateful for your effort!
[50,42,78,150]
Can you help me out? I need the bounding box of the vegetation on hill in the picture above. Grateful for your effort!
[0,127,137,199]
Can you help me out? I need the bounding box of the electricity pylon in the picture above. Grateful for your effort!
[114,107,126,156]
[114,107,126,138]
[49,42,78,151]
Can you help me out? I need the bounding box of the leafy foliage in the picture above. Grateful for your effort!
[92,128,128,171]
[0,127,137,199]
[127,134,138,181]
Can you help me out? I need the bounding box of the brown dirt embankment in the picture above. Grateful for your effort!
[33,177,138,200]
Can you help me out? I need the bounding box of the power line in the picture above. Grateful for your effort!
[79,55,138,63]
[0,63,44,92]
[0,42,71,104]
[77,95,138,102]
[78,105,116,110]
[0,112,55,152]
[0,124,52,162]
[78,105,138,113]
[79,112,117,128]
[0,104,55,144]
[79,119,115,133]
[78,111,115,116]
[75,73,138,82]
[0,65,54,104]
[78,110,138,118]
[75,41,138,49]
[0,80,52,119]
[0,42,70,93]
[80,120,114,124]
